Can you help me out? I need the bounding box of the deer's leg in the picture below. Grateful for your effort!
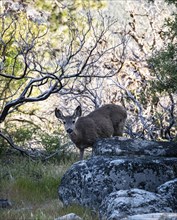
[113,121,125,137]
[79,149,84,160]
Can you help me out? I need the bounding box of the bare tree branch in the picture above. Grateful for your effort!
[0,131,36,157]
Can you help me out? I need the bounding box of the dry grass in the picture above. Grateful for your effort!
[0,154,98,220]
[0,200,98,220]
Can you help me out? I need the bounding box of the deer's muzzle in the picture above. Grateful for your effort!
[67,128,73,134]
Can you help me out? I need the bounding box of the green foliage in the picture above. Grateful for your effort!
[165,0,177,7]
[149,43,177,93]
[165,14,177,38]
[0,11,48,110]
[0,121,77,162]
[0,138,9,155]
[0,124,36,155]
[39,132,78,162]
[148,1,177,94]
[34,0,105,31]
[39,132,61,152]
[0,123,38,151]
[13,127,35,144]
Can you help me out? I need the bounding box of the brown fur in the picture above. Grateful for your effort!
[55,104,127,160]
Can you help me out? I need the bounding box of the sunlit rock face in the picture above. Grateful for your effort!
[58,138,177,219]
[99,189,173,220]
[121,213,177,220]
[59,156,177,208]
[157,178,177,211]
[93,137,177,157]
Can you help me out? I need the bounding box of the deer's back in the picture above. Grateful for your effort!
[75,104,127,145]
[88,104,126,119]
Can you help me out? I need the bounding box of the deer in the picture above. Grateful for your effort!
[55,104,127,160]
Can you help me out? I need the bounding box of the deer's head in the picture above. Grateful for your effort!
[55,106,82,134]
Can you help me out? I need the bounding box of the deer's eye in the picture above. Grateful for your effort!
[72,120,75,124]
[63,121,66,124]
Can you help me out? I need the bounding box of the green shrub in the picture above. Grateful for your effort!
[39,132,61,152]
[0,138,9,155]
[12,127,35,144]
[0,117,78,162]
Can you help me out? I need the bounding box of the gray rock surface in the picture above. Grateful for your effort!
[0,199,12,208]
[121,213,177,220]
[58,138,177,218]
[99,189,173,220]
[93,137,177,157]
[54,213,83,220]
[157,178,177,211]
[59,156,177,209]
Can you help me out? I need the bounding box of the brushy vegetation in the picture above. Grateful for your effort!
[0,154,98,220]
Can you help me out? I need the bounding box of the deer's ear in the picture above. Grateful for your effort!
[74,105,82,118]
[55,108,64,119]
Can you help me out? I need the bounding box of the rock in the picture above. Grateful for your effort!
[54,213,83,220]
[93,137,177,157]
[121,213,177,220]
[99,189,173,220]
[58,138,177,217]
[59,156,177,209]
[157,178,177,211]
[0,199,12,208]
